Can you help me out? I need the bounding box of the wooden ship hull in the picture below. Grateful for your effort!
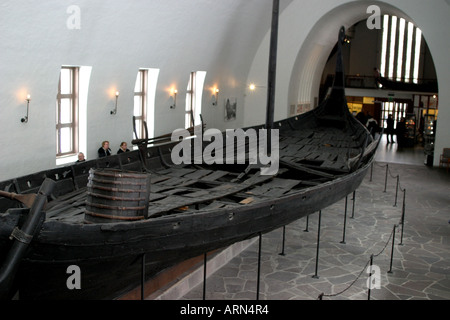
[0,21,380,299]
[0,123,377,299]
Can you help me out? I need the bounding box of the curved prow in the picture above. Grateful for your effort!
[333,26,346,88]
[0,178,56,299]
[314,26,351,126]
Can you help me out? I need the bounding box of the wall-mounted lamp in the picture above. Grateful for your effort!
[170,88,177,109]
[21,94,31,123]
[249,83,266,91]
[110,91,119,115]
[212,88,219,106]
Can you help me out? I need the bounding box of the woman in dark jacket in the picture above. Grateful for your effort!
[98,141,111,158]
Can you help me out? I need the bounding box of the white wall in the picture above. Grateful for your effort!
[1,0,449,182]
[405,0,450,166]
[245,0,450,166]
[0,0,276,181]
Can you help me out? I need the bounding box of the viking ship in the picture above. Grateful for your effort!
[0,13,379,299]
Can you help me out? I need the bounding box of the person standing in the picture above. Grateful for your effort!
[98,141,111,158]
[366,114,379,138]
[386,114,395,143]
[396,117,406,147]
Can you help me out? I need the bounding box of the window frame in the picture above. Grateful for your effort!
[185,71,206,129]
[185,72,196,129]
[56,66,79,157]
[134,69,148,139]
[381,101,407,130]
[380,15,422,84]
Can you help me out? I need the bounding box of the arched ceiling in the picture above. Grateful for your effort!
[290,1,423,108]
[0,0,449,179]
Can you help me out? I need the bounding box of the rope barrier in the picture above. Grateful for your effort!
[373,162,406,192]
[373,161,407,243]
[373,224,397,258]
[318,224,397,300]
[319,259,371,299]
[317,161,406,300]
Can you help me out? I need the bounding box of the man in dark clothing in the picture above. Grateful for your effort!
[396,118,406,147]
[386,114,395,143]
[356,111,367,125]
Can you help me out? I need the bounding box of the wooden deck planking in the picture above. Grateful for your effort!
[40,122,369,223]
[147,173,274,217]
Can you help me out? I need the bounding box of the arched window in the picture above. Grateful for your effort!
[185,71,206,129]
[56,66,91,165]
[56,66,79,157]
[133,68,159,140]
[380,15,422,84]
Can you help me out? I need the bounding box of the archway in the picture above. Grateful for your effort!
[287,1,443,163]
[288,1,423,110]
[244,1,447,166]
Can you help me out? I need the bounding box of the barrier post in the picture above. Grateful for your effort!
[351,190,356,219]
[399,189,406,245]
[340,196,348,244]
[384,164,389,192]
[141,253,146,300]
[394,176,399,206]
[388,225,397,274]
[256,232,262,300]
[368,254,373,300]
[304,215,309,232]
[203,253,207,300]
[312,211,322,279]
[279,226,286,256]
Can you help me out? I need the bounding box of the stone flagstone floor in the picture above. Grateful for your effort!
[180,161,450,300]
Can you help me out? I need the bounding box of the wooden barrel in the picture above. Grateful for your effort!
[84,168,151,223]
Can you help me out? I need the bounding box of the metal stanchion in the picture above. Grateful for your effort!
[203,253,207,300]
[399,189,406,245]
[312,211,322,279]
[279,226,286,256]
[367,254,374,300]
[351,190,356,219]
[384,164,389,192]
[394,175,399,207]
[141,253,146,300]
[304,215,309,232]
[388,225,397,274]
[370,162,373,182]
[340,196,347,244]
[256,232,262,300]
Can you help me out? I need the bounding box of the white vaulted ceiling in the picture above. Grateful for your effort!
[0,0,449,180]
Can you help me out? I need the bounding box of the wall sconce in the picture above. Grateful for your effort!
[21,94,31,123]
[170,88,177,109]
[212,88,219,106]
[249,83,265,91]
[110,91,119,115]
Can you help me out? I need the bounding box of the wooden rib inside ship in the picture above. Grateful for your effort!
[0,26,379,300]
